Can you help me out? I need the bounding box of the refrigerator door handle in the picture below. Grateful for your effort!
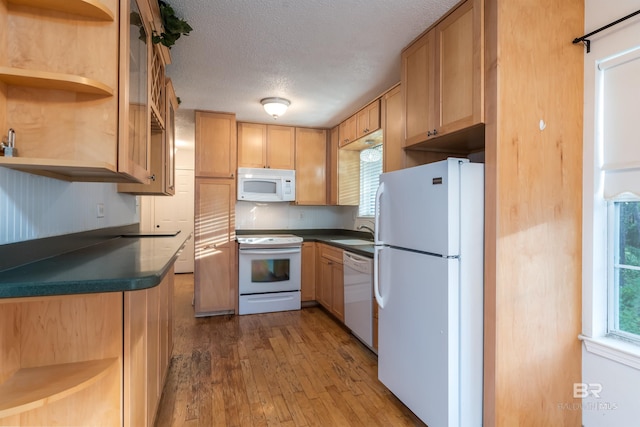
[374,245,385,308]
[374,182,384,245]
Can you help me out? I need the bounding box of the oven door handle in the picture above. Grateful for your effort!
[239,248,301,255]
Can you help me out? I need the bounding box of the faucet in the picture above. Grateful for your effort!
[357,224,375,240]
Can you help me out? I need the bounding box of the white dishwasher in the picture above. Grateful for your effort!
[343,251,374,349]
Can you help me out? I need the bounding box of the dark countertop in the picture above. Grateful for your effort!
[236,229,374,258]
[0,231,191,298]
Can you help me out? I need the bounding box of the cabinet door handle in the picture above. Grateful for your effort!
[148,174,156,181]
[432,129,438,135]
[230,173,234,178]
[427,131,432,137]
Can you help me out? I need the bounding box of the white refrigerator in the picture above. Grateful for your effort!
[374,158,484,427]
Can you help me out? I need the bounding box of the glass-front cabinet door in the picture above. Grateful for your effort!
[119,0,151,183]
[165,79,178,195]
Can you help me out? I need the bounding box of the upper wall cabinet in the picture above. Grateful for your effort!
[118,77,178,195]
[402,0,484,152]
[195,111,237,178]
[339,115,357,148]
[295,127,327,205]
[237,123,296,169]
[0,0,170,183]
[339,99,380,148]
[356,100,380,140]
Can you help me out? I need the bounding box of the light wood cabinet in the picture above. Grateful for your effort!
[237,123,295,169]
[301,242,316,302]
[116,0,157,182]
[294,127,327,205]
[0,0,173,183]
[383,84,450,171]
[195,111,237,178]
[124,269,173,427]
[267,125,296,169]
[327,125,339,205]
[339,99,381,148]
[118,78,178,195]
[403,30,436,147]
[164,79,178,195]
[356,99,381,139]
[383,85,405,172]
[0,292,122,426]
[339,115,357,147]
[402,0,483,151]
[0,268,174,427]
[316,256,332,309]
[194,178,237,315]
[194,110,237,316]
[316,243,344,321]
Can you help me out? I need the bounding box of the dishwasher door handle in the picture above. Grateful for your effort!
[344,251,369,263]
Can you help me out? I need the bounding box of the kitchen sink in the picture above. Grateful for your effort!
[329,238,373,245]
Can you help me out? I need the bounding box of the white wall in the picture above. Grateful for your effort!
[582,1,640,426]
[0,168,138,245]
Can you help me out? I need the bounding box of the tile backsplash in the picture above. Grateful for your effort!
[235,201,358,230]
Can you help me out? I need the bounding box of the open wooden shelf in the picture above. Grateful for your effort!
[0,157,140,182]
[7,0,114,21]
[0,67,114,96]
[0,358,118,419]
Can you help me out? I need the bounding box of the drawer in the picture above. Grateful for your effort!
[318,243,343,264]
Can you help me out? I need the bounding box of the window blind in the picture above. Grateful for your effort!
[600,46,640,199]
[358,145,383,217]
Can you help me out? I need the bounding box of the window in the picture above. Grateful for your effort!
[358,145,383,217]
[609,201,640,342]
[599,46,640,343]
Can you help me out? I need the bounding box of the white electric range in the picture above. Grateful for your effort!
[237,234,303,315]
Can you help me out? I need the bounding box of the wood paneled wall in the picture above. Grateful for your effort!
[483,0,584,426]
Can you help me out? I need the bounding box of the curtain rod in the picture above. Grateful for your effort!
[573,9,640,53]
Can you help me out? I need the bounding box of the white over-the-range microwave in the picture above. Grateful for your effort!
[237,167,296,202]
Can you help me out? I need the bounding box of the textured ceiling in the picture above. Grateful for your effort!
[166,0,459,128]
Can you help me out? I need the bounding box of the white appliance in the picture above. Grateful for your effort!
[374,158,484,427]
[237,234,302,314]
[237,167,295,202]
[343,251,374,349]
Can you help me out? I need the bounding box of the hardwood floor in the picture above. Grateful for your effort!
[155,273,426,427]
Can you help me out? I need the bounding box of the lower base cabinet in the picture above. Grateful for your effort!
[0,267,175,427]
[316,243,344,322]
[125,266,174,427]
[301,242,316,301]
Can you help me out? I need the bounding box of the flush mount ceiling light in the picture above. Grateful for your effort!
[360,146,382,162]
[260,97,291,119]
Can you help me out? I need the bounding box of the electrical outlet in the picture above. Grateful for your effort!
[299,211,304,220]
[96,203,105,218]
